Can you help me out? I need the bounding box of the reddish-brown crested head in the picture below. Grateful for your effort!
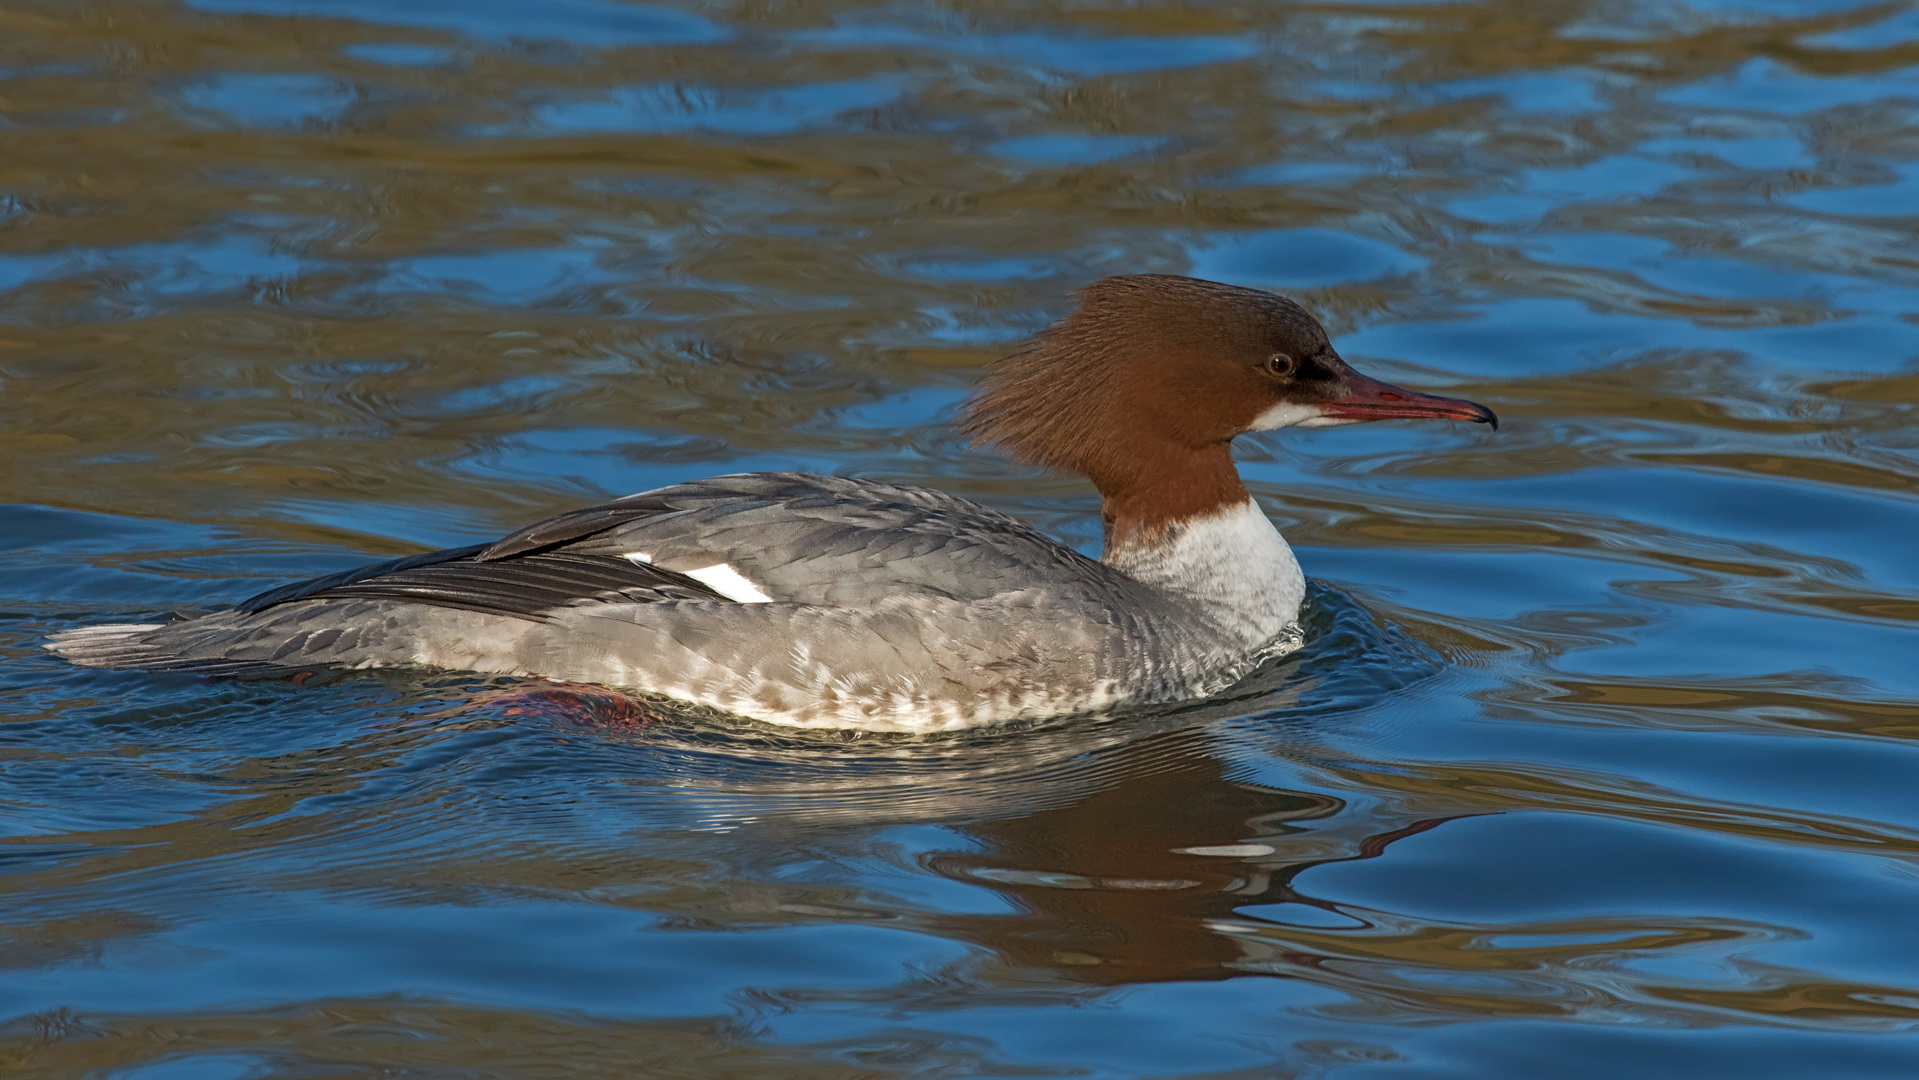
[959,274,1494,551]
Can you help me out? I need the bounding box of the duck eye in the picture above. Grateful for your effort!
[1265,353,1296,378]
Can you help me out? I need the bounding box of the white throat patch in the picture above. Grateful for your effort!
[1250,401,1359,429]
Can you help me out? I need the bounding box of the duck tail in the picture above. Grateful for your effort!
[43,622,274,676]
[44,622,173,669]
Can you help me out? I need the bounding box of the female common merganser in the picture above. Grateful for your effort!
[48,275,1494,732]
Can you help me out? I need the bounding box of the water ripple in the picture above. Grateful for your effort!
[5,0,1919,1076]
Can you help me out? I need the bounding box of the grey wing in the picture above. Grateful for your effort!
[478,472,1109,606]
[44,540,742,676]
[231,543,730,620]
[45,473,1120,688]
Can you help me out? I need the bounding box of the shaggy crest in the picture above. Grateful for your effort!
[959,274,1335,548]
[959,274,1325,478]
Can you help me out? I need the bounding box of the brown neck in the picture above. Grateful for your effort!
[1091,439,1249,560]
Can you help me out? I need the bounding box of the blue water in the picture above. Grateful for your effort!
[5,0,1919,1076]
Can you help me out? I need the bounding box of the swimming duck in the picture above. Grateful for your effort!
[48,274,1495,732]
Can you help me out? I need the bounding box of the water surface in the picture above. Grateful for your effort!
[4,0,1919,1076]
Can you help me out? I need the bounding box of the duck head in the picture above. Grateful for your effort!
[960,274,1496,552]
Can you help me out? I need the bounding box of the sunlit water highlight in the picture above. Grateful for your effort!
[4,0,1919,1076]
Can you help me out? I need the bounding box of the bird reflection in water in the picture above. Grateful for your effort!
[457,599,1465,992]
[929,730,1463,987]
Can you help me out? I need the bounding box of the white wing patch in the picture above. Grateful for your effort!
[683,563,774,603]
[625,550,772,602]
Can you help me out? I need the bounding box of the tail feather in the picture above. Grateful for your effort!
[44,623,170,667]
[43,622,291,676]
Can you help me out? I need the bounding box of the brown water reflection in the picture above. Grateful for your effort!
[6,0,1919,1075]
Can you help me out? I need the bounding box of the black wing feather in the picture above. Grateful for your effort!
[236,544,490,613]
[235,544,730,621]
[479,494,683,561]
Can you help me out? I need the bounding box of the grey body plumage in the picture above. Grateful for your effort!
[47,474,1306,732]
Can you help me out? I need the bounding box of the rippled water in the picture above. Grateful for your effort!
[5,0,1919,1075]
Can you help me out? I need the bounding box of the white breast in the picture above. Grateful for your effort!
[1105,500,1305,646]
